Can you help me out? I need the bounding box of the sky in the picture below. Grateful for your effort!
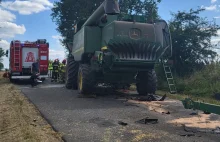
[0,0,220,69]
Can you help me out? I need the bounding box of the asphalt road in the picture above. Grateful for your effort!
[16,80,220,142]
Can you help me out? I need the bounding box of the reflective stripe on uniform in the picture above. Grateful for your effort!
[48,63,53,70]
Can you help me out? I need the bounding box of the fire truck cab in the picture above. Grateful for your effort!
[6,39,49,81]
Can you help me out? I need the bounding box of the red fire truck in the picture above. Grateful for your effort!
[6,39,49,81]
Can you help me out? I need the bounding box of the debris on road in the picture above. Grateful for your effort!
[190,112,198,115]
[179,133,195,137]
[128,93,167,102]
[162,111,171,115]
[182,98,220,115]
[136,117,158,124]
[128,100,171,114]
[118,121,128,126]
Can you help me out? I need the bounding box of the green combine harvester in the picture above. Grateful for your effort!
[65,0,172,95]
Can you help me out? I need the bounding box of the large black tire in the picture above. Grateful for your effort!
[77,64,95,94]
[136,69,157,95]
[65,57,79,89]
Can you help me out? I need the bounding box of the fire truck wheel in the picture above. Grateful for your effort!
[65,57,79,90]
[77,64,95,94]
[136,69,157,95]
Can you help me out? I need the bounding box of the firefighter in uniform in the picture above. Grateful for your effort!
[58,59,66,83]
[51,59,59,82]
[57,59,60,79]
[48,60,53,78]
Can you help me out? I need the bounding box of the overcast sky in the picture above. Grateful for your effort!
[0,0,220,69]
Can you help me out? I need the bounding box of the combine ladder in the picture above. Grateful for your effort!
[163,63,177,94]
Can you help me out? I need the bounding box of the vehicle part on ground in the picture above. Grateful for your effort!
[118,121,128,126]
[66,0,172,96]
[130,94,167,102]
[182,98,220,115]
[6,39,49,82]
[136,117,158,124]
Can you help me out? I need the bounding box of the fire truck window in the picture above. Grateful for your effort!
[41,56,47,60]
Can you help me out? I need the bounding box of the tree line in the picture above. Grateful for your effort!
[51,0,220,77]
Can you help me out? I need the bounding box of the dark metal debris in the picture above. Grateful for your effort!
[180,133,195,137]
[190,112,198,115]
[132,94,167,102]
[136,117,158,124]
[162,111,170,114]
[118,121,128,126]
[158,94,167,101]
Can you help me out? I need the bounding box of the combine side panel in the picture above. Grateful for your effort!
[84,26,101,53]
[72,27,101,61]
[72,28,85,61]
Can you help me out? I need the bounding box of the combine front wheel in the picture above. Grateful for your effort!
[136,70,157,95]
[77,64,95,94]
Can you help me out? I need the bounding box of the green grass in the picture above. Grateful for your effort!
[153,62,220,105]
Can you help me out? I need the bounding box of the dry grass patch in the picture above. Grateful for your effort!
[0,72,63,142]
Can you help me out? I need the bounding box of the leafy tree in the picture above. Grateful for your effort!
[0,48,5,62]
[0,47,4,70]
[51,0,162,52]
[0,62,3,70]
[169,8,220,77]
[51,0,103,52]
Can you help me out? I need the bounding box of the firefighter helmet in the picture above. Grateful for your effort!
[62,59,66,64]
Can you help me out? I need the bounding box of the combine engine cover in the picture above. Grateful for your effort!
[8,39,49,80]
[71,0,172,71]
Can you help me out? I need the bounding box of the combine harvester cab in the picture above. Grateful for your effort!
[66,0,172,95]
[7,39,49,82]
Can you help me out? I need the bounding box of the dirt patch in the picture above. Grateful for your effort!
[128,100,172,114]
[167,114,220,130]
[129,99,220,131]
[0,72,63,142]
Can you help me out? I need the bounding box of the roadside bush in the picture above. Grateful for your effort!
[156,62,220,98]
[182,62,220,97]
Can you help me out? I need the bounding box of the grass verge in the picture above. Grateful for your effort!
[0,72,63,142]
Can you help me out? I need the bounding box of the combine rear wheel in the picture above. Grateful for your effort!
[136,69,157,95]
[65,56,79,89]
[78,64,95,94]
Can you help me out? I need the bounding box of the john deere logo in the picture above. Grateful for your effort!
[129,28,141,40]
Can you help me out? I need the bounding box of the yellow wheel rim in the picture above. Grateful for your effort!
[79,72,83,91]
